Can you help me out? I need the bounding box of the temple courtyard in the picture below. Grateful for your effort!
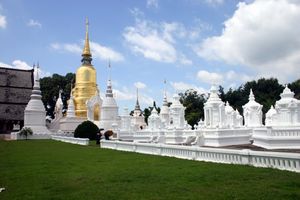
[1,140,300,200]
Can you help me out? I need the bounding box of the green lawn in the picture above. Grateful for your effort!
[0,140,300,200]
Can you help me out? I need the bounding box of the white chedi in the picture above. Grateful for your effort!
[120,107,131,131]
[242,89,263,127]
[224,101,235,128]
[169,93,186,129]
[99,79,120,131]
[131,89,147,130]
[148,107,161,130]
[66,90,76,118]
[265,105,277,126]
[204,85,225,128]
[160,91,170,128]
[59,86,84,134]
[23,65,51,137]
[86,88,102,121]
[273,85,300,126]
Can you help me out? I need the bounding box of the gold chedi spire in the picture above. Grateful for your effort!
[73,18,98,118]
[82,17,91,57]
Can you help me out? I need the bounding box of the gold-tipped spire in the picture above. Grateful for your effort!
[82,17,91,57]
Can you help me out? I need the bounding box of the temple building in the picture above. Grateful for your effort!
[0,67,34,134]
[73,18,99,119]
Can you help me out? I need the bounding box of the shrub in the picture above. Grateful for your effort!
[19,127,33,140]
[74,120,99,140]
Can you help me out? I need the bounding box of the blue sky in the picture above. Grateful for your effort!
[1,0,300,111]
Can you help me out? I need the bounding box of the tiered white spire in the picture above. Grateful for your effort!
[24,63,51,136]
[99,62,120,131]
[66,84,76,118]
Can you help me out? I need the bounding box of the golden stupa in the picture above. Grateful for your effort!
[73,18,99,119]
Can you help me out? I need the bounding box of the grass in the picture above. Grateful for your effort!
[0,140,300,200]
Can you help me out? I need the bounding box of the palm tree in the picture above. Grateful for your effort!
[19,127,33,140]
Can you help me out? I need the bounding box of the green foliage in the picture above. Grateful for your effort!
[289,79,300,99]
[143,108,151,124]
[19,127,33,140]
[179,89,207,128]
[221,78,285,123]
[40,73,75,118]
[1,140,300,200]
[74,121,99,140]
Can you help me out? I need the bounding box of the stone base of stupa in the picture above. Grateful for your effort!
[59,117,85,134]
[253,126,300,149]
[202,128,251,147]
[11,125,52,140]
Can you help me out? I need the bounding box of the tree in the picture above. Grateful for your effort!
[179,89,207,128]
[40,73,75,119]
[289,79,300,99]
[74,121,99,140]
[221,78,284,123]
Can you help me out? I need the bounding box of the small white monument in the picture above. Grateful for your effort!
[243,89,263,127]
[148,107,161,130]
[20,64,52,139]
[86,88,102,122]
[203,85,225,128]
[201,85,250,147]
[253,85,300,149]
[160,91,170,128]
[99,77,120,131]
[131,89,146,130]
[169,93,186,129]
[59,85,84,134]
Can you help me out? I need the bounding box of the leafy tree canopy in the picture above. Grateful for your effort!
[40,73,75,118]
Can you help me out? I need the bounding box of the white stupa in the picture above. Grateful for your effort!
[203,84,225,128]
[131,88,146,130]
[169,93,186,129]
[242,89,263,127]
[224,101,235,128]
[148,106,161,130]
[253,86,300,149]
[265,105,277,126]
[160,83,170,128]
[99,68,120,131]
[59,84,84,134]
[66,88,76,117]
[23,64,51,138]
[274,85,300,126]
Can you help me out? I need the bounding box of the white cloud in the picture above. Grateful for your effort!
[11,60,32,70]
[196,0,300,82]
[90,41,124,62]
[51,43,82,54]
[179,53,193,65]
[197,70,223,84]
[0,60,51,78]
[0,14,6,29]
[134,81,147,89]
[114,86,153,106]
[147,0,159,8]
[124,23,177,63]
[27,19,42,28]
[205,0,224,6]
[170,81,207,94]
[114,88,135,101]
[50,41,124,62]
[196,70,253,85]
[123,15,194,65]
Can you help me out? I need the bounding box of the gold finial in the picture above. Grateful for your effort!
[82,17,91,56]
